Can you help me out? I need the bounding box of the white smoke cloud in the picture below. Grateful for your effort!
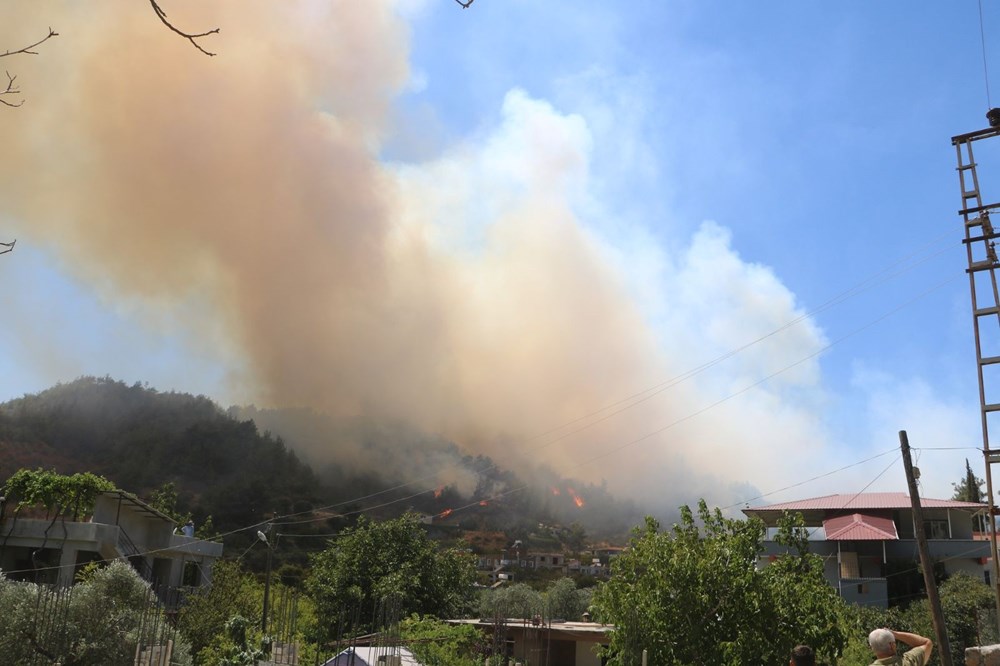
[0,1,860,513]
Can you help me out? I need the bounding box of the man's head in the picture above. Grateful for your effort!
[790,645,815,666]
[868,628,895,657]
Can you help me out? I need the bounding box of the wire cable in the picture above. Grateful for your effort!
[721,447,898,510]
[805,454,900,539]
[0,243,964,574]
[266,250,961,527]
[231,231,957,530]
[264,268,965,531]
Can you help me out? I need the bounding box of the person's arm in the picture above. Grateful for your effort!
[891,630,932,665]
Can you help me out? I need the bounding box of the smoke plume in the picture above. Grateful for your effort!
[0,2,830,514]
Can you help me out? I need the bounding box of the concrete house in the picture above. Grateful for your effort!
[742,492,990,608]
[0,490,223,588]
[449,618,611,666]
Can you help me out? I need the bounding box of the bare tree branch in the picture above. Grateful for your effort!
[0,72,23,108]
[149,0,219,56]
[455,0,475,7]
[0,28,58,107]
[0,240,15,256]
[0,27,58,59]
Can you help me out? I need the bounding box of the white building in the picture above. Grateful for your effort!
[0,490,223,588]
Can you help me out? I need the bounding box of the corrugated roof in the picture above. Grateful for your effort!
[322,647,422,666]
[747,492,985,512]
[822,513,898,540]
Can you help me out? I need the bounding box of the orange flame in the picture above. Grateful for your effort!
[551,487,561,495]
[479,500,488,506]
[433,486,444,499]
[567,487,585,508]
[439,508,453,518]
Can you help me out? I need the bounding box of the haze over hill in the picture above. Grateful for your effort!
[0,377,646,545]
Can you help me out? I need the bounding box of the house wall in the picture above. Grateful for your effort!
[944,557,987,581]
[1,501,222,588]
[574,640,603,666]
[508,631,604,666]
[838,578,888,608]
[0,519,123,585]
[448,621,609,666]
[761,536,990,609]
[892,508,976,540]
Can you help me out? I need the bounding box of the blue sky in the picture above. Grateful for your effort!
[1,1,998,512]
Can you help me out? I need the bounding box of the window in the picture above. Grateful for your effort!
[840,552,860,579]
[923,519,949,539]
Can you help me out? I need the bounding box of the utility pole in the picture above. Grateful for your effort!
[258,521,274,635]
[900,430,953,666]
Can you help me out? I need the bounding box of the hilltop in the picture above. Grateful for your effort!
[0,377,642,567]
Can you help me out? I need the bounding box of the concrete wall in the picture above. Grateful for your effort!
[966,644,1000,665]
[838,577,888,608]
[574,640,603,666]
[1,505,222,588]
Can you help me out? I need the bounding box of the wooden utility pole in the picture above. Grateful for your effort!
[900,430,952,666]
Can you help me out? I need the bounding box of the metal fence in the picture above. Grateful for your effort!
[14,581,183,666]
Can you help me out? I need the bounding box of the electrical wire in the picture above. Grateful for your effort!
[249,268,966,533]
[804,454,900,539]
[721,447,898,510]
[265,263,963,531]
[234,232,958,529]
[0,235,965,575]
[0,445,926,579]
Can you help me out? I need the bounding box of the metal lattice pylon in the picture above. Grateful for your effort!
[953,119,1000,625]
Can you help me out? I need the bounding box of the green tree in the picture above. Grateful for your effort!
[952,459,988,532]
[306,514,476,642]
[952,459,986,504]
[900,572,999,666]
[478,582,544,620]
[177,560,264,659]
[148,481,190,524]
[400,615,487,666]
[835,602,903,666]
[0,561,193,665]
[545,577,591,621]
[592,501,845,666]
[2,468,115,519]
[209,615,270,666]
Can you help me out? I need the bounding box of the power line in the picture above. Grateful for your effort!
[722,447,898,510]
[244,233,958,527]
[0,236,964,575]
[269,269,964,528]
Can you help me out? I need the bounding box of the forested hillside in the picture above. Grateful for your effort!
[0,377,320,534]
[0,377,643,565]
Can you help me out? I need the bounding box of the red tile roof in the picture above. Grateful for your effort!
[822,513,899,540]
[747,492,985,512]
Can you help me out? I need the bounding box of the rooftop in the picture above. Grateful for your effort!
[746,492,984,512]
[742,492,987,528]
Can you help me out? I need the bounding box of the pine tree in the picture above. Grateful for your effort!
[952,458,987,532]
